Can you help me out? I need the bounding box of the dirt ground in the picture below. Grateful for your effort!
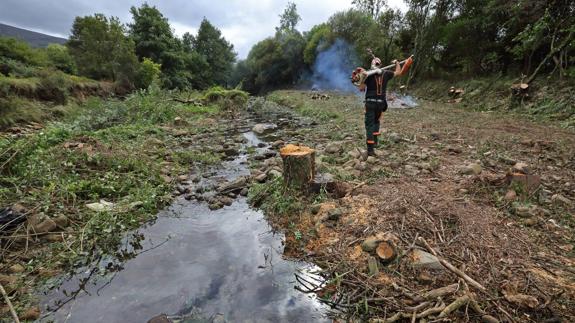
[258,90,575,322]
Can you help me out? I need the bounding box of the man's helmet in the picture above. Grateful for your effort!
[371,57,382,70]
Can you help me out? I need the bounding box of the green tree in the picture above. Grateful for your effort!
[135,57,161,89]
[67,14,138,84]
[129,3,187,89]
[276,2,301,33]
[45,44,77,74]
[192,18,236,86]
[352,0,387,19]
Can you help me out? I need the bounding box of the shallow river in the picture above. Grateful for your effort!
[39,131,329,323]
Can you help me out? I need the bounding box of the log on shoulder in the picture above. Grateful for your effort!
[279,144,315,190]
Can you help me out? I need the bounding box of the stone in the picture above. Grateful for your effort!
[327,208,343,221]
[272,140,285,148]
[512,162,530,174]
[408,249,445,270]
[348,150,361,159]
[53,215,69,228]
[325,143,342,154]
[148,314,171,323]
[252,123,277,135]
[447,146,462,154]
[209,203,223,211]
[388,132,401,143]
[173,116,186,125]
[268,169,282,178]
[361,236,380,252]
[240,188,249,197]
[20,306,41,320]
[354,162,367,171]
[176,185,189,194]
[217,177,247,193]
[8,264,25,274]
[551,194,572,207]
[255,173,267,183]
[461,163,482,175]
[177,175,188,182]
[366,156,378,164]
[219,197,234,207]
[32,218,57,234]
[504,190,517,202]
[512,203,537,218]
[523,218,538,226]
[86,200,115,212]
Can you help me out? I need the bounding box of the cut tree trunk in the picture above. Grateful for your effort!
[280,144,315,190]
[376,241,398,264]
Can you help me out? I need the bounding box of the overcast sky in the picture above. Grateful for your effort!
[0,0,406,58]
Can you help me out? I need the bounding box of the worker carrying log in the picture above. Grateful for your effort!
[351,52,413,156]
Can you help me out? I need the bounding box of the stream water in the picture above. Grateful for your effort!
[39,130,329,323]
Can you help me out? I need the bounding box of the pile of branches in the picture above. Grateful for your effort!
[292,182,572,322]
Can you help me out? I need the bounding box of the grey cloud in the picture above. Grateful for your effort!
[0,0,405,58]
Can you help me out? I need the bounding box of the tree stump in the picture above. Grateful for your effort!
[376,241,397,264]
[279,144,315,190]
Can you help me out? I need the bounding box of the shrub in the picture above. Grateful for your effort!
[37,70,72,104]
[135,58,161,89]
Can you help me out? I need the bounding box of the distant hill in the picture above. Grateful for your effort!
[0,23,67,47]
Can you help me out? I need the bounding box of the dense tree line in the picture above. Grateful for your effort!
[235,0,574,93]
[1,4,237,92]
[67,4,236,90]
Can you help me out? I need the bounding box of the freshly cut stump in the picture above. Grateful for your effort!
[376,241,397,264]
[280,144,315,190]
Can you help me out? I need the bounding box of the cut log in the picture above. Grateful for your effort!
[280,144,315,190]
[376,241,397,264]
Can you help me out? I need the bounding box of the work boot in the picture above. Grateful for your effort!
[367,149,376,157]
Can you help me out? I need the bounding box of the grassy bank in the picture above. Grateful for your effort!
[410,76,575,129]
[0,86,247,320]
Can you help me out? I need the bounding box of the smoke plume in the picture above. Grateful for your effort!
[311,39,360,92]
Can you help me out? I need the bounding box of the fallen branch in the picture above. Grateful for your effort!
[0,283,20,323]
[414,283,459,302]
[344,181,368,197]
[419,237,487,292]
[438,294,470,318]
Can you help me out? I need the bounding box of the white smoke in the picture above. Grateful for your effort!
[311,39,360,92]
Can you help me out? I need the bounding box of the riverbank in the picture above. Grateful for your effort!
[250,89,575,322]
[0,87,247,320]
